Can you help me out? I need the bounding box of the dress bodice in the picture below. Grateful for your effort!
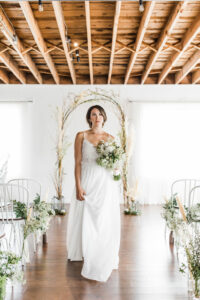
[81,138,98,165]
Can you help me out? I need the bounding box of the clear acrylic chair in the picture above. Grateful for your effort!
[168,179,200,247]
[8,178,42,251]
[188,185,200,234]
[0,183,29,260]
[171,179,200,208]
[8,178,41,203]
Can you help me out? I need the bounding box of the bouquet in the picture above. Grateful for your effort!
[96,139,124,180]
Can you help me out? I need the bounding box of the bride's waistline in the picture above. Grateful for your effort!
[81,161,97,166]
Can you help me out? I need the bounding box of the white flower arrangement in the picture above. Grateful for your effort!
[180,232,200,298]
[23,194,55,240]
[0,251,24,299]
[96,139,124,180]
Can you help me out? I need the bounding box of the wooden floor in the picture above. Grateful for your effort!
[6,205,190,300]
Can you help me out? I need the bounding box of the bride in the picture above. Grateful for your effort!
[66,105,121,282]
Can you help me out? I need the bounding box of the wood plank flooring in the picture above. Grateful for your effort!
[6,205,190,300]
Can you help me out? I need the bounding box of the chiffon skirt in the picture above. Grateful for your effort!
[66,162,121,282]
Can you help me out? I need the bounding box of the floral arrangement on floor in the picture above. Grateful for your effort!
[96,138,124,180]
[53,88,138,215]
[162,192,200,298]
[179,232,200,299]
[124,180,141,215]
[0,251,24,300]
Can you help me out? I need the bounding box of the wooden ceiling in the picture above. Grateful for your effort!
[0,1,200,85]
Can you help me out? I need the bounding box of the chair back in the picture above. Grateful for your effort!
[0,183,29,223]
[171,179,200,207]
[8,178,41,203]
[188,185,200,208]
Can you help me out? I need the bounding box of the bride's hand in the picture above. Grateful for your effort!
[76,186,86,201]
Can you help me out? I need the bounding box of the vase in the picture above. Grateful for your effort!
[0,276,6,300]
[52,196,65,213]
[188,272,194,293]
[193,278,200,299]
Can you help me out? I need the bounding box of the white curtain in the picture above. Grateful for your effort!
[130,102,200,204]
[0,102,31,181]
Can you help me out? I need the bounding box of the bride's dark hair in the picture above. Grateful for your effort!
[86,105,107,128]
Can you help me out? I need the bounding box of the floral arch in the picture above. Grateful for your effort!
[54,88,138,214]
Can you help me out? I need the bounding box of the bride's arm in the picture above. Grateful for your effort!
[74,132,86,201]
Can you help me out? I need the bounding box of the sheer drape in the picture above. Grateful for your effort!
[130,102,200,204]
[0,102,30,180]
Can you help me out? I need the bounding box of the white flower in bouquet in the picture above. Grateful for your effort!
[96,139,124,180]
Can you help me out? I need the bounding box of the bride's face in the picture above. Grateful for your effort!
[90,108,104,128]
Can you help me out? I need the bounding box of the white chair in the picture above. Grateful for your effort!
[0,156,8,184]
[188,185,200,234]
[0,183,29,260]
[171,179,200,208]
[8,178,42,251]
[8,178,41,203]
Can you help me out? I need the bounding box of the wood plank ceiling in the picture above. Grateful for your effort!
[0,1,200,84]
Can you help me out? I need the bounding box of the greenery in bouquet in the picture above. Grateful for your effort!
[96,139,124,180]
[161,194,184,232]
[0,251,24,300]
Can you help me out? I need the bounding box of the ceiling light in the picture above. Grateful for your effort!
[12,34,18,45]
[38,0,43,12]
[74,42,78,47]
[75,49,80,62]
[139,0,144,12]
[65,35,71,44]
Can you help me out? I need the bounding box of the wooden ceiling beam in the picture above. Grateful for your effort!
[0,51,26,83]
[115,47,126,55]
[0,4,42,84]
[158,13,200,84]
[192,69,200,84]
[52,1,76,84]
[20,1,60,84]
[116,40,135,53]
[175,49,200,84]
[0,68,9,84]
[142,41,157,53]
[85,1,93,84]
[124,1,155,84]
[141,1,186,84]
[108,1,121,84]
[92,41,111,53]
[165,42,181,53]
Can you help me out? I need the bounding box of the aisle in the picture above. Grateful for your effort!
[6,205,189,300]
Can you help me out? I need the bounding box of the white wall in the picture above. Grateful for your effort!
[0,84,200,203]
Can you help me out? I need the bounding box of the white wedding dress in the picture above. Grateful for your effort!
[66,135,121,282]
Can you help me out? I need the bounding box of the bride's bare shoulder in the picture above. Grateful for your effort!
[75,130,90,140]
[105,132,114,140]
[75,131,84,140]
